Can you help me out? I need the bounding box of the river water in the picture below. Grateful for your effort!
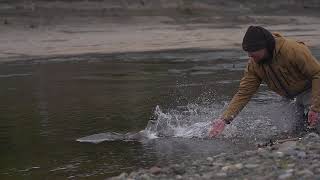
[0,49,308,179]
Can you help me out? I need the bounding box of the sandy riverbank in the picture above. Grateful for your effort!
[1,0,320,62]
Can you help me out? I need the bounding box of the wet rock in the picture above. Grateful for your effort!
[192,160,200,166]
[257,147,267,153]
[222,163,243,172]
[278,172,293,179]
[310,162,320,169]
[287,163,295,168]
[244,164,259,169]
[201,172,215,179]
[112,172,128,180]
[212,162,224,167]
[297,151,307,159]
[276,141,297,152]
[215,172,227,177]
[140,174,151,180]
[206,157,213,162]
[193,173,201,178]
[296,169,314,177]
[234,163,244,169]
[221,165,231,171]
[149,166,162,175]
[128,172,138,178]
[285,169,294,174]
[244,150,257,156]
[274,151,284,158]
[214,153,227,158]
[170,164,185,175]
[302,133,320,143]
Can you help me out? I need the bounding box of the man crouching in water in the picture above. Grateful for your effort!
[209,26,320,137]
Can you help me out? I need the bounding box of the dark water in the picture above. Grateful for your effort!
[0,49,305,179]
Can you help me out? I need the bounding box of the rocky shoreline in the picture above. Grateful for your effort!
[110,133,320,180]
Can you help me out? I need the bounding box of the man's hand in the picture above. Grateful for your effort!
[208,118,226,138]
[308,110,320,128]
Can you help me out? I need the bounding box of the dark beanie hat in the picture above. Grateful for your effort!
[242,26,275,53]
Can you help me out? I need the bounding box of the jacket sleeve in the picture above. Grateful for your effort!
[222,60,262,123]
[294,44,320,112]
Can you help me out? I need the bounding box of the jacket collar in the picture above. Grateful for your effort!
[273,33,286,59]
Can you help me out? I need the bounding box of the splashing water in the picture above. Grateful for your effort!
[143,105,217,138]
[77,95,303,144]
[77,103,224,143]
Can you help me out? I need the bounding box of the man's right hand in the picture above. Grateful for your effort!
[208,118,226,138]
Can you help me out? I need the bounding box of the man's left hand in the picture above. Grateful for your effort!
[308,110,320,128]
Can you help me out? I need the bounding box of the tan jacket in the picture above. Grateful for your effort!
[222,33,320,122]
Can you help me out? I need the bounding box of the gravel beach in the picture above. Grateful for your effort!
[110,133,320,180]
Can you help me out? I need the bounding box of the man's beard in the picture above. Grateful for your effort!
[258,51,272,64]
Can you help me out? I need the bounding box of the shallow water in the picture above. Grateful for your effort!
[0,49,306,179]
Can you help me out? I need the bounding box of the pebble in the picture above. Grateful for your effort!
[277,141,297,152]
[297,151,307,159]
[112,172,128,180]
[201,172,215,179]
[192,161,200,166]
[140,174,150,180]
[171,164,186,175]
[296,169,314,177]
[194,173,201,178]
[315,168,320,173]
[274,151,284,158]
[234,163,244,169]
[287,163,295,168]
[212,162,224,167]
[244,164,259,169]
[149,166,162,175]
[222,163,244,172]
[302,133,320,143]
[221,165,231,171]
[206,157,214,162]
[214,153,227,158]
[216,172,227,177]
[244,150,257,156]
[257,148,267,153]
[285,169,294,173]
[278,172,292,179]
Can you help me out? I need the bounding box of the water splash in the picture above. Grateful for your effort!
[77,95,303,144]
[77,103,223,143]
[143,105,217,138]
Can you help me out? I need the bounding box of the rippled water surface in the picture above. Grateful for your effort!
[0,49,306,179]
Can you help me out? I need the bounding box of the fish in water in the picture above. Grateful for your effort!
[76,131,152,144]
